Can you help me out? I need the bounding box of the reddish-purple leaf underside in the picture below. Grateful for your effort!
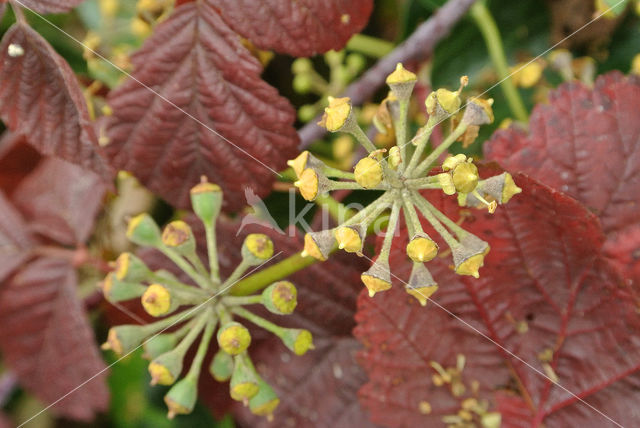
[354,174,640,427]
[0,258,108,421]
[210,0,374,57]
[7,0,85,14]
[104,1,299,211]
[0,23,113,181]
[0,191,33,283]
[484,72,640,289]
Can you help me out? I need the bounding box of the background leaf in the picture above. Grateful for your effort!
[104,1,299,211]
[0,23,112,181]
[354,174,640,427]
[484,72,640,289]
[8,0,85,14]
[211,0,374,57]
[0,191,33,283]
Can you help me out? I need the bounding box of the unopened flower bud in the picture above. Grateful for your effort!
[162,220,196,254]
[127,213,162,247]
[301,229,335,261]
[102,272,146,303]
[406,234,438,263]
[335,225,365,254]
[354,157,383,189]
[190,178,223,224]
[388,146,402,170]
[141,284,175,317]
[165,376,197,418]
[475,172,522,204]
[230,354,260,403]
[406,263,438,306]
[294,167,329,201]
[361,260,392,297]
[280,329,314,356]
[386,63,417,101]
[261,281,297,315]
[149,350,184,385]
[437,173,456,195]
[114,252,152,283]
[217,322,251,355]
[452,234,490,278]
[143,333,178,360]
[481,412,502,428]
[442,154,467,171]
[102,325,148,356]
[291,57,313,74]
[241,234,274,265]
[293,73,313,94]
[287,151,322,178]
[425,86,462,120]
[319,96,353,132]
[209,349,234,382]
[249,377,280,420]
[462,98,494,126]
[452,162,479,194]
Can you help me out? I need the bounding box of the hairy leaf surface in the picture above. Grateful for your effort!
[484,72,640,288]
[0,258,108,421]
[212,0,374,56]
[0,23,112,180]
[105,1,298,211]
[355,175,640,427]
[8,0,85,14]
[12,158,106,246]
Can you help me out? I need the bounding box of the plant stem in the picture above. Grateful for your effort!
[186,316,216,379]
[323,166,355,180]
[470,1,528,122]
[378,201,401,262]
[315,193,356,223]
[405,116,437,175]
[222,295,263,306]
[231,306,283,336]
[410,191,460,249]
[205,222,221,284]
[221,260,250,290]
[413,122,468,177]
[394,99,410,173]
[346,34,395,58]
[159,246,212,290]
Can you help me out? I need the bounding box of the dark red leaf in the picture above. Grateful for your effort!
[0,191,34,283]
[0,258,108,421]
[12,158,106,246]
[484,72,640,288]
[0,23,113,181]
[354,174,640,427]
[8,0,85,14]
[0,132,42,195]
[0,412,11,428]
[211,0,374,57]
[104,1,298,211]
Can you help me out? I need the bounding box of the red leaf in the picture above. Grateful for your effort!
[0,258,108,421]
[7,0,85,14]
[211,0,374,57]
[484,72,640,288]
[354,174,640,427]
[0,191,34,283]
[12,158,106,246]
[0,23,113,181]
[104,2,298,211]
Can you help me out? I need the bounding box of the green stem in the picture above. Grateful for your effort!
[323,166,355,180]
[315,193,357,223]
[205,223,221,285]
[186,316,217,379]
[159,246,212,290]
[329,180,373,191]
[221,260,250,289]
[378,201,401,262]
[419,195,470,239]
[174,311,209,355]
[405,116,437,175]
[401,192,424,238]
[222,295,263,306]
[394,99,410,173]
[413,122,468,177]
[149,272,209,299]
[471,1,528,122]
[346,34,395,58]
[410,191,460,249]
[231,306,283,336]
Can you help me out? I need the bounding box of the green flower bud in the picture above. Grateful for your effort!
[452,162,479,194]
[294,167,329,201]
[354,157,383,189]
[280,328,314,356]
[361,260,392,297]
[345,53,366,74]
[293,73,313,94]
[217,322,251,355]
[249,377,280,420]
[298,104,317,122]
[319,97,353,132]
[165,376,198,418]
[442,154,467,172]
[388,146,402,170]
[209,349,234,382]
[190,178,223,225]
[385,63,417,101]
[301,229,335,261]
[291,57,313,74]
[335,225,364,254]
[406,263,438,306]
[230,354,260,404]
[241,233,274,265]
[406,234,438,263]
[261,281,298,315]
[143,333,178,360]
[141,284,176,317]
[114,252,152,283]
[161,220,196,255]
[149,349,184,385]
[127,213,162,247]
[101,325,148,356]
[101,272,146,303]
[452,234,490,278]
[437,173,456,195]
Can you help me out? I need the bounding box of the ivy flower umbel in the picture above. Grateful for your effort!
[292,63,521,305]
[101,178,313,420]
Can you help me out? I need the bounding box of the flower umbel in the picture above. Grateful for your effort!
[292,64,521,305]
[101,177,312,420]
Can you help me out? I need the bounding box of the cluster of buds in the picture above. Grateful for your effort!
[291,63,521,305]
[101,178,313,420]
